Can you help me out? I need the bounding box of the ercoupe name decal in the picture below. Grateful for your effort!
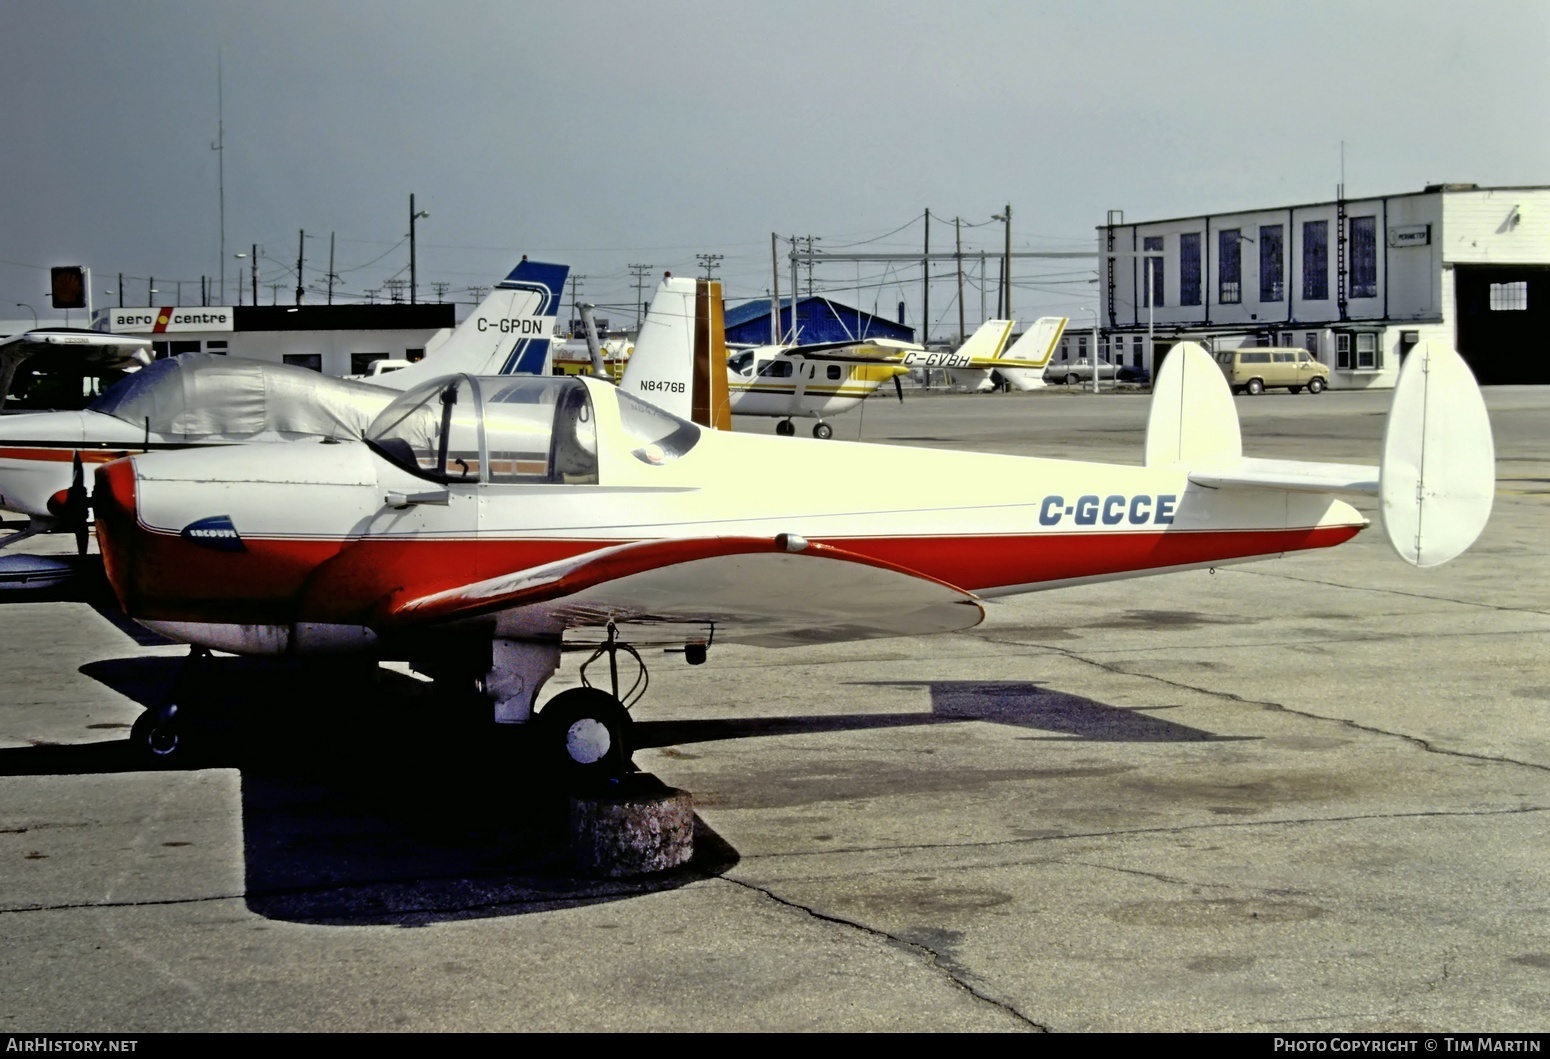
[1039,494,1177,527]
[180,515,247,552]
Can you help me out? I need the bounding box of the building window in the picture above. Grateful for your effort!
[1260,225,1284,301]
[1336,333,1381,371]
[1179,233,1201,306]
[1305,332,1320,360]
[1132,336,1143,367]
[1143,236,1164,307]
[351,353,388,375]
[1078,335,1088,358]
[1490,281,1528,310]
[1356,333,1378,369]
[283,353,323,372]
[1303,221,1328,300]
[1350,216,1377,298]
[206,340,228,355]
[1219,230,1242,304]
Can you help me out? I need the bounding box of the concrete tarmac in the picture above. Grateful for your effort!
[0,385,1546,1032]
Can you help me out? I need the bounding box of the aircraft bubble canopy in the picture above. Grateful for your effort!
[365,374,604,485]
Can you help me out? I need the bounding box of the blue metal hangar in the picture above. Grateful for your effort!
[724,296,916,347]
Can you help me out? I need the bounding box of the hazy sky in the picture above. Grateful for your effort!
[3,0,1547,339]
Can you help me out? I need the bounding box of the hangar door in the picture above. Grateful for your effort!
[1454,265,1550,384]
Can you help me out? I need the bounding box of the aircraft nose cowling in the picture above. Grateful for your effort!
[93,443,383,624]
[94,457,141,612]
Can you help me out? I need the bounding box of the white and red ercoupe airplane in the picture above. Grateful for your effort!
[92,279,1495,783]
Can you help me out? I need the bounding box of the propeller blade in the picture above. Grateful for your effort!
[69,451,88,557]
[893,374,905,404]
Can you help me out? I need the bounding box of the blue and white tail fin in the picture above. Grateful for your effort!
[998,316,1068,391]
[1149,341,1494,567]
[374,259,569,391]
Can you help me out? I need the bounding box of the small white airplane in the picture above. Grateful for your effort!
[92,278,1494,787]
[0,260,569,550]
[0,328,154,412]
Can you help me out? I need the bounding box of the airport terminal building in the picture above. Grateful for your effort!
[90,302,455,378]
[1085,183,1550,387]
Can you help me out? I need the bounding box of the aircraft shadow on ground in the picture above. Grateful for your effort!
[5,655,739,928]
[633,678,1243,749]
[5,659,1241,928]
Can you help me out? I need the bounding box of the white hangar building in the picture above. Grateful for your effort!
[1089,183,1550,387]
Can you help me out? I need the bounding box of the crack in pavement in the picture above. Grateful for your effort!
[998,638,1550,776]
[719,874,1049,1032]
[735,803,1550,866]
[1229,566,1550,619]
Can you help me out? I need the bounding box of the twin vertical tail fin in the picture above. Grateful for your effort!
[374,259,569,390]
[997,316,1068,391]
[1146,341,1494,567]
[619,277,732,429]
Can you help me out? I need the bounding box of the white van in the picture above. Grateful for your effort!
[1215,347,1330,395]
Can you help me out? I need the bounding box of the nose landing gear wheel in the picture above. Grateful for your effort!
[129,704,185,768]
[536,687,633,788]
[775,419,795,436]
[812,421,833,439]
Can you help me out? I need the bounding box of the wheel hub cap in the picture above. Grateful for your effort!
[565,718,612,764]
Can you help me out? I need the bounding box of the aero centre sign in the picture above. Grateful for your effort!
[95,307,235,333]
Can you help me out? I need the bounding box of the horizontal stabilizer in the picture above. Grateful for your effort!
[1379,342,1495,567]
[1189,457,1380,496]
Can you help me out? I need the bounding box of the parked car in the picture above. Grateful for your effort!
[1046,358,1120,385]
[1117,365,1151,385]
[1214,347,1330,395]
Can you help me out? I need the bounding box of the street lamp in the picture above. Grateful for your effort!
[1077,306,1100,394]
[991,204,1012,319]
[409,194,430,304]
[15,303,37,329]
[233,252,249,306]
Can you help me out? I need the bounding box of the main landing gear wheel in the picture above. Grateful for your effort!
[812,421,833,439]
[129,703,185,768]
[536,687,633,788]
[775,419,795,436]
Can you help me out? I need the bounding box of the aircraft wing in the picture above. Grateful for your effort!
[0,330,154,369]
[377,535,984,647]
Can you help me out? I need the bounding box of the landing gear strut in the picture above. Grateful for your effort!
[128,645,212,767]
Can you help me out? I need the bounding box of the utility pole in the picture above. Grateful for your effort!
[148,277,154,306]
[695,253,723,279]
[268,282,283,305]
[295,229,305,305]
[769,234,781,345]
[213,52,225,309]
[789,234,798,342]
[567,274,587,335]
[467,286,488,304]
[385,278,405,304]
[922,209,930,347]
[326,232,337,305]
[251,243,259,306]
[431,281,450,302]
[628,263,653,329]
[955,217,964,343]
[805,236,822,295]
[117,273,123,308]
